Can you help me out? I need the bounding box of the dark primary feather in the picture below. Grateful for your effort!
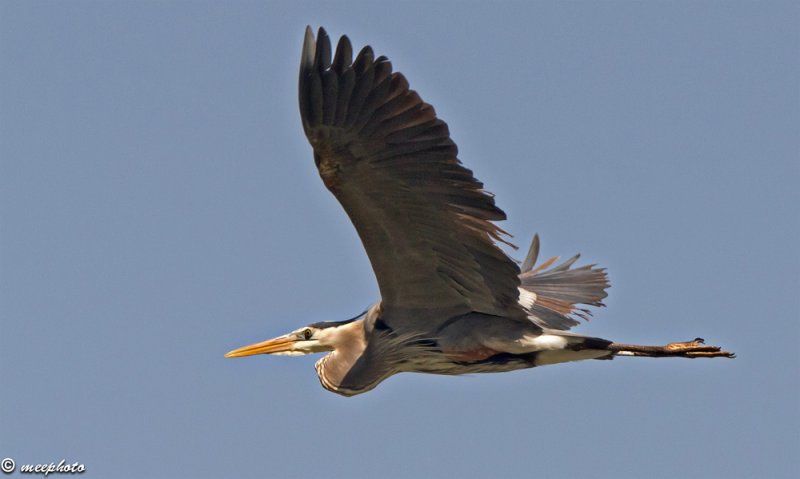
[298,27,527,330]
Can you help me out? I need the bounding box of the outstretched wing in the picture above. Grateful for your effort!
[298,27,527,329]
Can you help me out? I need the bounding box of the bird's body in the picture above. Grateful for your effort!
[225,27,733,396]
[311,303,613,396]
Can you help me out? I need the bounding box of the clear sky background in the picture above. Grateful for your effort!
[2,1,798,478]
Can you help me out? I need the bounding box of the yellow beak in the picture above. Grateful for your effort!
[224,335,296,358]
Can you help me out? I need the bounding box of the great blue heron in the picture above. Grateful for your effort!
[225,27,734,396]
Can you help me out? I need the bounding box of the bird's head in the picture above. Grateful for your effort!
[224,317,363,358]
[225,326,332,358]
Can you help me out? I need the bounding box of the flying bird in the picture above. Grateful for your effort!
[225,27,734,396]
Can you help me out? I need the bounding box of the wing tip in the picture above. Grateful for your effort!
[332,34,353,71]
[314,27,332,71]
[301,26,316,71]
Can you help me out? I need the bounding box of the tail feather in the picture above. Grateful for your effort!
[518,235,610,330]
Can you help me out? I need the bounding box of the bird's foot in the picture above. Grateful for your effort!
[664,338,736,358]
[609,338,735,358]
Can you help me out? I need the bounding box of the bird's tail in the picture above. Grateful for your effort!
[517,234,610,330]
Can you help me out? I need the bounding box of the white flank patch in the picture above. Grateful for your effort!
[517,288,537,309]
[527,334,569,351]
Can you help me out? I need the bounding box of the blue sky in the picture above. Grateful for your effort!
[2,1,798,478]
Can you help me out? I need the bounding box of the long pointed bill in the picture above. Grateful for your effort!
[225,335,296,358]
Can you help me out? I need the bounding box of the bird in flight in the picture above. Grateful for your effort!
[225,27,734,396]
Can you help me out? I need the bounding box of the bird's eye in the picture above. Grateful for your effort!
[303,328,313,340]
